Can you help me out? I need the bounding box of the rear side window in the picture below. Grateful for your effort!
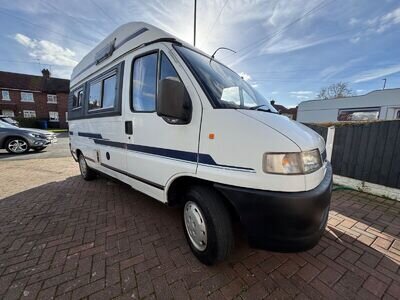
[102,75,117,109]
[88,72,117,111]
[72,89,83,108]
[131,53,158,112]
[89,81,102,110]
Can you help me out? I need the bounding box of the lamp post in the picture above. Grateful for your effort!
[193,0,197,46]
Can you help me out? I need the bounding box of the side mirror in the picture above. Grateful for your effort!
[157,78,192,124]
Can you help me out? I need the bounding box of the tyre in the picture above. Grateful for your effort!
[5,138,30,154]
[183,185,234,265]
[33,147,46,152]
[78,154,97,181]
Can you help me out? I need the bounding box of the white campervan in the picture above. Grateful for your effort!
[69,22,332,265]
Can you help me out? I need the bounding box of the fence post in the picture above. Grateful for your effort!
[326,126,335,162]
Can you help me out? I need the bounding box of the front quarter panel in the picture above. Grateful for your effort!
[197,109,309,192]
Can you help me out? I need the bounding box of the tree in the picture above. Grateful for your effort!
[317,82,353,100]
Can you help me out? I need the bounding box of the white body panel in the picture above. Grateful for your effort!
[69,22,327,204]
[297,88,400,123]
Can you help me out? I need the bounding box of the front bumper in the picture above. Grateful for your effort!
[215,163,332,252]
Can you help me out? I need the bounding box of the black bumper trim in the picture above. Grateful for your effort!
[215,164,333,252]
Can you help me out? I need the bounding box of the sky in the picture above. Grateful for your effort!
[1,0,400,107]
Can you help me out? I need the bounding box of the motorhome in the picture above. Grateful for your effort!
[68,22,332,265]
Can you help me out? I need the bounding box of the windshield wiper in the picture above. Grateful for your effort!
[248,105,278,113]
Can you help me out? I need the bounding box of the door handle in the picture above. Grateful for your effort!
[125,121,133,135]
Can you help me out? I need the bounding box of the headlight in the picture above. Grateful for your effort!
[28,133,44,138]
[263,149,322,175]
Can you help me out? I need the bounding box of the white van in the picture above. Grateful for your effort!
[68,22,332,265]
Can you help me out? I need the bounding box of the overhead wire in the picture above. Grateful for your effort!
[204,0,230,44]
[0,9,93,47]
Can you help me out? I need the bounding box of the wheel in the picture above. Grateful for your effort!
[78,154,96,181]
[33,147,46,152]
[5,138,30,154]
[183,185,234,265]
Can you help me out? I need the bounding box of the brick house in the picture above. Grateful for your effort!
[270,100,298,120]
[0,69,70,128]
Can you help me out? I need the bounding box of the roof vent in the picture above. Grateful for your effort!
[95,38,116,65]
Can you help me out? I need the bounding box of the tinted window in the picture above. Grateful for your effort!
[73,89,83,108]
[132,53,157,112]
[337,108,380,121]
[102,75,117,108]
[89,81,102,110]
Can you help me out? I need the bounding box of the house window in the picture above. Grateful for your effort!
[1,109,14,117]
[1,90,10,100]
[47,94,57,103]
[23,110,36,118]
[131,53,158,112]
[72,89,84,108]
[49,111,59,122]
[88,72,117,111]
[337,108,380,121]
[21,92,34,102]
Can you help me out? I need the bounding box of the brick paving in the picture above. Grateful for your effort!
[0,157,399,299]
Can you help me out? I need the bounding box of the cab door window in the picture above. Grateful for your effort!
[131,53,158,112]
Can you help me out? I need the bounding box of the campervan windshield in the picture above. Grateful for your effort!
[175,45,277,112]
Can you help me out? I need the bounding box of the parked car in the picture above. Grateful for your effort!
[0,115,19,127]
[0,120,57,154]
[68,22,332,265]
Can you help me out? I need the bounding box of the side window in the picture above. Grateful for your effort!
[102,75,117,109]
[72,89,83,108]
[89,81,102,110]
[88,71,117,111]
[131,53,158,112]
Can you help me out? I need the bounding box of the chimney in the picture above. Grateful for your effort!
[270,100,275,106]
[41,69,51,79]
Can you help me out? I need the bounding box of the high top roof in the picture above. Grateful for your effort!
[71,22,189,85]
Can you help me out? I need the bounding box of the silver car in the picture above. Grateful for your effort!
[0,120,57,154]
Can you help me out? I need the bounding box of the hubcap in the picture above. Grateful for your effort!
[79,156,87,177]
[8,140,28,153]
[184,201,207,251]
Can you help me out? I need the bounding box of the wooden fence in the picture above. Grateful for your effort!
[307,121,400,189]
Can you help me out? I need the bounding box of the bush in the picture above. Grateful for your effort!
[14,117,40,128]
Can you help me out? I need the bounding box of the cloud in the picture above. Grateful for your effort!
[352,64,400,83]
[349,18,360,26]
[350,36,360,44]
[367,7,400,33]
[260,33,340,55]
[239,72,251,81]
[14,33,77,67]
[290,91,314,100]
[290,91,314,95]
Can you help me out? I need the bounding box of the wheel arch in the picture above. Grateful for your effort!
[166,175,240,221]
[2,135,29,148]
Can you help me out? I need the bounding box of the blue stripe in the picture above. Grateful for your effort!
[78,132,103,139]
[92,138,255,172]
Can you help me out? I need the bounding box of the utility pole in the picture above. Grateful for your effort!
[382,78,387,90]
[193,0,197,46]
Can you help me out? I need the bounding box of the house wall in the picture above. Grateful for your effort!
[0,89,68,128]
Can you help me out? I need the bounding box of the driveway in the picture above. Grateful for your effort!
[0,157,399,299]
[0,132,70,161]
